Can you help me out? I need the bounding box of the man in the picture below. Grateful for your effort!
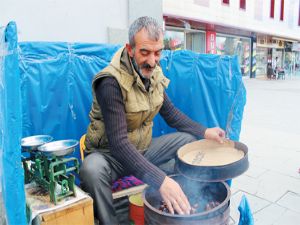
[80,16,225,224]
[272,56,279,77]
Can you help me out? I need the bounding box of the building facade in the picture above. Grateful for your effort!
[163,0,300,78]
[1,0,163,44]
[2,0,300,78]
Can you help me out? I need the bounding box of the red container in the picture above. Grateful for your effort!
[129,193,144,225]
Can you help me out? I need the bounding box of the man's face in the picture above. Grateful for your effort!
[127,28,164,79]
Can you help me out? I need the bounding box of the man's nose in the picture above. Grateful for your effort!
[147,53,157,67]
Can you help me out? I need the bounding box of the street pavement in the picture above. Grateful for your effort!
[230,76,300,225]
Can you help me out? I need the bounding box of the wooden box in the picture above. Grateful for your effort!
[39,197,94,225]
[25,183,94,225]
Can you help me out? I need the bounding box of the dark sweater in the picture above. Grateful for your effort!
[95,77,207,189]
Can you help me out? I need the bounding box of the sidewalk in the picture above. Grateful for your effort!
[230,77,300,225]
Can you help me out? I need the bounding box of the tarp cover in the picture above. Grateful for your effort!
[19,44,246,143]
[1,24,246,224]
[238,194,254,225]
[0,22,26,225]
[155,50,246,140]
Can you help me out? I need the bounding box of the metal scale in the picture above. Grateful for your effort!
[21,135,79,204]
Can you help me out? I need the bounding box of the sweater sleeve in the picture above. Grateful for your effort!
[94,77,166,189]
[159,92,207,139]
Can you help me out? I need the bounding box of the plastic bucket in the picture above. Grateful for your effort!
[129,193,144,225]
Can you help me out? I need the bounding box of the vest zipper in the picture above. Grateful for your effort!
[148,86,153,111]
[137,91,152,150]
[136,126,143,150]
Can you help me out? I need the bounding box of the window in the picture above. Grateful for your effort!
[240,0,246,9]
[280,0,284,21]
[223,0,230,4]
[163,30,185,51]
[186,32,206,53]
[216,35,251,76]
[270,0,275,18]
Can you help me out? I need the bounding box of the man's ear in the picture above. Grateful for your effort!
[126,44,134,57]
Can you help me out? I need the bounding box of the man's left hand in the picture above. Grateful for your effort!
[204,127,226,143]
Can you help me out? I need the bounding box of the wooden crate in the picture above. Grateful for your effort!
[39,197,94,225]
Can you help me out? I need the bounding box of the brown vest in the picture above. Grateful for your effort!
[85,47,169,154]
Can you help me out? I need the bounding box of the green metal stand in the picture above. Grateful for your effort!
[22,154,79,205]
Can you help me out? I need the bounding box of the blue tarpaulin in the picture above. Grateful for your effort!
[154,50,246,140]
[0,22,27,225]
[238,195,254,225]
[19,44,245,143]
[1,21,246,224]
[19,42,121,162]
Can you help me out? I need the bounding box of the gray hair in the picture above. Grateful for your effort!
[128,16,163,48]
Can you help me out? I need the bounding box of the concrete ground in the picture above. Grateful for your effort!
[229,76,300,225]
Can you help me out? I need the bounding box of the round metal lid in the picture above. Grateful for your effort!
[21,135,53,152]
[37,140,78,157]
[176,139,249,182]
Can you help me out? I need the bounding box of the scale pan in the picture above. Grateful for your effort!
[38,140,78,157]
[21,135,53,152]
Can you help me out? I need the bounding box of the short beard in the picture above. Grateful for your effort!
[131,51,156,79]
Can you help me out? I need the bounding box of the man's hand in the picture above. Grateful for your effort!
[159,176,191,215]
[204,127,226,143]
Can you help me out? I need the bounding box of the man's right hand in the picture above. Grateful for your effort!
[159,176,191,215]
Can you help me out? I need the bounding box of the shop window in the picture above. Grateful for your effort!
[240,0,246,9]
[164,30,184,51]
[280,0,284,21]
[270,0,275,18]
[216,35,251,76]
[256,47,268,76]
[186,32,206,53]
[223,0,230,5]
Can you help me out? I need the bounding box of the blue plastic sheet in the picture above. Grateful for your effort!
[238,195,254,225]
[0,22,26,225]
[19,44,246,145]
[154,50,246,140]
[19,42,121,162]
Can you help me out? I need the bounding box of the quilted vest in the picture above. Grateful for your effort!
[85,47,169,153]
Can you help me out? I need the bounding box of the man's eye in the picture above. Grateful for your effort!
[141,50,149,56]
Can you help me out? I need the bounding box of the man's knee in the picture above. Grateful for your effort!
[178,132,197,144]
[79,153,111,184]
[167,132,197,150]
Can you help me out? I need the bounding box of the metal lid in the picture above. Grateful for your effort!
[176,139,249,182]
[37,140,78,157]
[21,135,53,152]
